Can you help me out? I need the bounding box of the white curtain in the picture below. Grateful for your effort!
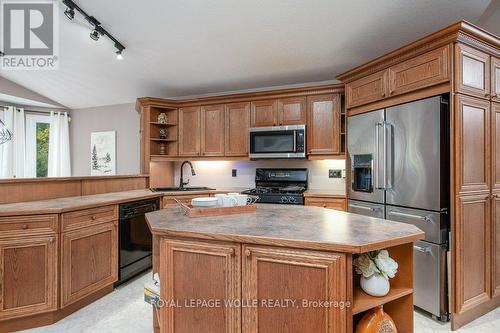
[48,112,71,177]
[0,106,26,178]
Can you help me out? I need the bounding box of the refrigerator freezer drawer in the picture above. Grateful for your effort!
[347,200,385,219]
[386,206,447,244]
[413,240,448,319]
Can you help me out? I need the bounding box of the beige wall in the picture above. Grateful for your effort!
[69,103,140,176]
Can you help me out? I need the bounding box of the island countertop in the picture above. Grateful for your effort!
[146,204,424,253]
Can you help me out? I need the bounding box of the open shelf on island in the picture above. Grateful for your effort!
[352,286,413,314]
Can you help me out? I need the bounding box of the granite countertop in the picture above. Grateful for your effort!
[146,204,424,253]
[159,187,249,196]
[0,189,164,217]
[303,189,346,197]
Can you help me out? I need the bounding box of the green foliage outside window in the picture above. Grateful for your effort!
[36,123,50,177]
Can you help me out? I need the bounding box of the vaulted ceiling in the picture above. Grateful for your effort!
[0,0,492,109]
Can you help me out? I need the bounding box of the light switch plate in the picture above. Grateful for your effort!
[329,169,342,178]
[232,169,237,177]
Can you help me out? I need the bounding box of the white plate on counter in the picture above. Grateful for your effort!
[191,197,219,207]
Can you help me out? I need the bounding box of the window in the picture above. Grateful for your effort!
[26,114,51,178]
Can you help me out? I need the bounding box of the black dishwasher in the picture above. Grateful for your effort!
[117,198,160,285]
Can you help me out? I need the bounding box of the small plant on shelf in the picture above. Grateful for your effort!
[353,249,398,297]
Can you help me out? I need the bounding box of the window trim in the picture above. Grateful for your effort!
[25,113,51,178]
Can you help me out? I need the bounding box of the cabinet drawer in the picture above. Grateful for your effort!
[305,197,346,211]
[61,205,118,232]
[346,70,388,108]
[163,193,212,207]
[0,215,58,237]
[388,45,449,96]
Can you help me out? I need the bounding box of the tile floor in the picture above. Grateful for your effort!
[21,271,500,333]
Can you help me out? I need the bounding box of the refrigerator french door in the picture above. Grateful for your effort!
[347,95,450,321]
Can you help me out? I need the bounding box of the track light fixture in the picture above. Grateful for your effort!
[62,0,125,60]
[0,51,5,57]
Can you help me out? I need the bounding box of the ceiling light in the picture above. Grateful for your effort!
[116,50,123,60]
[64,7,75,20]
[89,28,100,41]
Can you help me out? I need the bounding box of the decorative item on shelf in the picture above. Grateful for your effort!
[353,249,398,297]
[159,142,167,155]
[159,127,168,139]
[157,112,168,124]
[355,306,397,333]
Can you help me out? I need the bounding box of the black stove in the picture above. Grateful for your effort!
[242,168,308,205]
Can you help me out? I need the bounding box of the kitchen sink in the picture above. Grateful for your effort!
[151,186,216,192]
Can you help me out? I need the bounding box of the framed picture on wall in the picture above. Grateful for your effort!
[90,131,116,176]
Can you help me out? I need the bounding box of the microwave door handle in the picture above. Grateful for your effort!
[293,130,297,152]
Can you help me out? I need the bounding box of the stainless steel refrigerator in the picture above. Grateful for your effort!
[347,95,449,321]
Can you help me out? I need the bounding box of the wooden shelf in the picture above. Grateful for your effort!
[352,286,413,314]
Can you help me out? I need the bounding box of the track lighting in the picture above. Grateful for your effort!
[64,7,74,20]
[62,0,126,60]
[0,51,4,57]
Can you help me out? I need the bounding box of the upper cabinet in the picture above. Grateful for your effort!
[225,102,250,156]
[455,44,490,99]
[346,70,388,108]
[251,100,277,127]
[492,57,500,103]
[178,107,201,156]
[492,103,500,191]
[278,97,306,125]
[201,104,225,156]
[307,94,341,155]
[388,45,449,96]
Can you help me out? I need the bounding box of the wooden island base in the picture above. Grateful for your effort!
[147,204,423,333]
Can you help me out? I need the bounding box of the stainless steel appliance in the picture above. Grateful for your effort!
[347,95,450,321]
[249,125,306,159]
[242,168,308,204]
[117,198,160,285]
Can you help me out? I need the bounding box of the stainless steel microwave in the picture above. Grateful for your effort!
[249,125,306,159]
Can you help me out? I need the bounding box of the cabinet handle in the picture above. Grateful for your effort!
[22,224,28,230]
[485,93,490,98]
[492,193,500,199]
[245,249,251,257]
[91,215,97,220]
[381,92,386,97]
[50,238,55,243]
[229,248,235,256]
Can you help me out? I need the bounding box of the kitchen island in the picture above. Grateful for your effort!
[146,204,424,333]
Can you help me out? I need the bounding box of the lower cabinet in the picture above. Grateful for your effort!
[305,196,346,211]
[61,220,118,307]
[243,245,347,333]
[158,239,347,333]
[0,235,58,320]
[493,192,500,299]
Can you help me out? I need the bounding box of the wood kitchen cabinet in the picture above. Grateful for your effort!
[0,234,58,320]
[61,220,118,307]
[305,196,346,211]
[307,94,341,155]
[492,192,500,299]
[345,70,388,108]
[455,193,491,315]
[178,106,201,156]
[225,102,250,156]
[242,245,347,333]
[278,96,306,125]
[251,99,277,127]
[160,239,241,333]
[493,57,500,103]
[455,44,490,99]
[455,94,490,194]
[201,104,225,156]
[492,103,500,191]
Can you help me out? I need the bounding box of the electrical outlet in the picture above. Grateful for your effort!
[329,169,342,178]
[232,169,237,177]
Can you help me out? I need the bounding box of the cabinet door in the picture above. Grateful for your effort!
[61,221,118,307]
[307,94,341,155]
[345,70,388,108]
[455,44,490,99]
[251,100,277,127]
[243,245,346,333]
[201,104,225,156]
[455,95,490,194]
[493,103,500,191]
[455,194,491,315]
[225,102,250,156]
[388,45,449,96]
[0,235,57,320]
[160,239,240,333]
[178,106,201,156]
[493,57,500,103]
[492,192,500,299]
[277,97,306,125]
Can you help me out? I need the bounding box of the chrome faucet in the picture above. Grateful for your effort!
[179,161,196,188]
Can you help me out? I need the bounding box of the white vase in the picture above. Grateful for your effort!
[360,274,390,297]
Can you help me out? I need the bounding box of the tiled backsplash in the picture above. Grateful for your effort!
[173,159,346,193]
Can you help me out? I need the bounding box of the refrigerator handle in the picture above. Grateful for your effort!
[375,122,384,190]
[383,121,387,190]
[383,122,393,190]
